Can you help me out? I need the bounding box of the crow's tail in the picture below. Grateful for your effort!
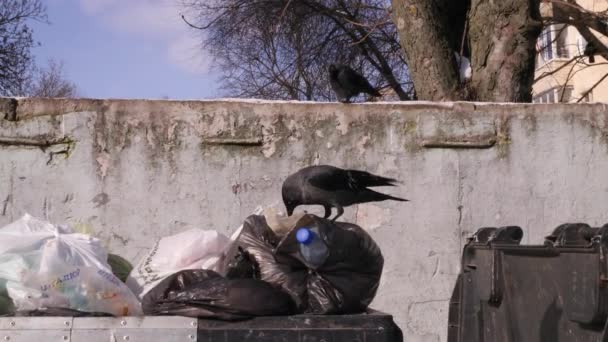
[372,89,382,97]
[385,194,408,201]
[365,87,382,97]
[359,189,409,203]
[358,80,381,97]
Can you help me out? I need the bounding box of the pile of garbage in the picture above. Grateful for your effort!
[0,208,384,319]
[0,214,141,317]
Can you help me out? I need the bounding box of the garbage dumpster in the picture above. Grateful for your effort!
[448,224,608,342]
[0,310,402,342]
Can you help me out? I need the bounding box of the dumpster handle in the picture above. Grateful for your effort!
[489,249,503,305]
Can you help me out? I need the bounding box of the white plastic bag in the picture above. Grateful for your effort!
[126,228,230,299]
[0,214,142,316]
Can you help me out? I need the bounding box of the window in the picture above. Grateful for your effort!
[533,86,574,103]
[538,27,553,62]
[555,25,569,58]
[533,89,555,103]
[537,25,569,65]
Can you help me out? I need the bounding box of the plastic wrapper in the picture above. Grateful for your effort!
[223,213,384,314]
[0,214,142,316]
[261,204,306,237]
[142,269,295,320]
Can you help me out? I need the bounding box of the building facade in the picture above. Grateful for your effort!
[533,0,608,103]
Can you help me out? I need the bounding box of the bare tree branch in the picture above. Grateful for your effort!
[577,72,608,102]
[550,0,608,60]
[28,59,78,98]
[534,55,581,83]
[559,56,580,101]
[180,14,207,30]
[0,0,47,96]
[182,0,412,101]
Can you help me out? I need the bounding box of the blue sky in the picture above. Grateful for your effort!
[30,0,220,99]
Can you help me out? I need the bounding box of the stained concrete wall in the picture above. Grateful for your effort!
[2,98,608,341]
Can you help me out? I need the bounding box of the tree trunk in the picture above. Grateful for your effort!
[468,0,542,102]
[390,0,461,101]
[391,0,543,102]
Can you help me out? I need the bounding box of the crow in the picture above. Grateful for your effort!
[328,64,381,103]
[282,165,408,222]
[585,42,598,63]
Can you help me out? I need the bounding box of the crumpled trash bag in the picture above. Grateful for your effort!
[0,214,142,316]
[141,269,295,320]
[126,228,230,299]
[14,308,112,317]
[223,213,383,314]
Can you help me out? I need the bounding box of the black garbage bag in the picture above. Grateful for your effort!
[15,308,112,317]
[223,213,384,314]
[142,269,295,320]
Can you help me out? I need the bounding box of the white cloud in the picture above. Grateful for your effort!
[77,0,210,74]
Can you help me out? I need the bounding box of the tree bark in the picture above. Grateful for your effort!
[468,0,542,102]
[390,0,461,101]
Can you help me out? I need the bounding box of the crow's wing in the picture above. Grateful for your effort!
[346,169,399,187]
[308,167,359,192]
[308,168,398,192]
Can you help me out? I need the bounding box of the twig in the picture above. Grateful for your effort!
[534,55,580,83]
[457,7,470,76]
[341,15,390,28]
[181,14,206,30]
[350,21,384,45]
[547,0,593,14]
[278,0,293,22]
[459,22,468,58]
[559,56,581,102]
[577,72,608,102]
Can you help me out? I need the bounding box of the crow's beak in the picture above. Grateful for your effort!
[286,206,294,217]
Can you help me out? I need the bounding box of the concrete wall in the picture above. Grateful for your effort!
[2,98,608,341]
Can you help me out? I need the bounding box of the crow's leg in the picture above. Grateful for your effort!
[331,205,344,222]
[323,205,332,219]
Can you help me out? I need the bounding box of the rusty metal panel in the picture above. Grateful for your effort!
[71,316,197,342]
[0,313,401,342]
[0,317,197,342]
[0,317,73,342]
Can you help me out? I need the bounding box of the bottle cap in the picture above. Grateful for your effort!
[296,227,314,245]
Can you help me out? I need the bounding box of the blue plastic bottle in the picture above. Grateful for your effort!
[296,227,329,268]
